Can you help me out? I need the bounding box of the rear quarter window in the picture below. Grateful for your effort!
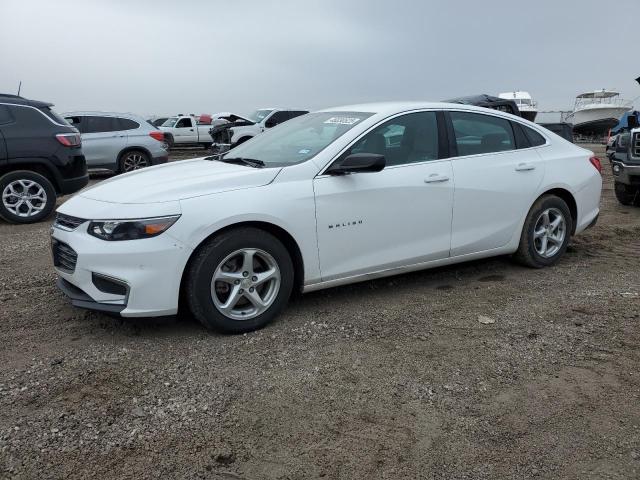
[117,118,140,130]
[39,107,68,125]
[523,125,547,146]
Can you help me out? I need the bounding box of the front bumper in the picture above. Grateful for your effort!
[611,161,640,185]
[52,221,193,317]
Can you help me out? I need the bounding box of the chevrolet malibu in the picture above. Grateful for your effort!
[51,102,602,333]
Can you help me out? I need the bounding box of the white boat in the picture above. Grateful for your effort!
[566,89,632,136]
[498,91,538,122]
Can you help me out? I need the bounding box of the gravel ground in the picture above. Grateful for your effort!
[1,145,639,479]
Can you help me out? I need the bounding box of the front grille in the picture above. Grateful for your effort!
[54,213,86,231]
[633,132,640,158]
[52,239,78,273]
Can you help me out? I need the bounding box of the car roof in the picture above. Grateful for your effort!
[318,101,527,120]
[0,94,54,109]
[63,111,145,121]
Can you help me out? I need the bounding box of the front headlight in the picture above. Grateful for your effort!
[87,215,180,241]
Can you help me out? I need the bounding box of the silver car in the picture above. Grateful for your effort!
[63,112,168,173]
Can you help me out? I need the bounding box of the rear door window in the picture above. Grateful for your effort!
[511,122,531,149]
[449,111,515,156]
[176,118,192,128]
[83,116,121,133]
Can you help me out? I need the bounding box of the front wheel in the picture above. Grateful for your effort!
[186,228,294,333]
[0,170,56,224]
[514,194,573,268]
[614,181,638,206]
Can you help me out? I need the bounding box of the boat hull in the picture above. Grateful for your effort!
[568,106,630,135]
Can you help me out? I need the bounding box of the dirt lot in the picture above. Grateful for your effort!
[1,145,639,479]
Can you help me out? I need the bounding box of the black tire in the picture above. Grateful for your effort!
[234,136,251,146]
[514,194,573,268]
[164,134,174,149]
[614,181,638,206]
[186,227,294,333]
[0,170,57,224]
[118,150,150,173]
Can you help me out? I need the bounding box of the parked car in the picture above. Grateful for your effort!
[52,102,602,333]
[159,114,214,148]
[609,111,640,205]
[0,94,88,223]
[63,112,168,173]
[211,109,309,150]
[148,116,169,128]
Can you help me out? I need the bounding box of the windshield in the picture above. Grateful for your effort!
[224,111,373,167]
[248,109,274,123]
[161,117,178,127]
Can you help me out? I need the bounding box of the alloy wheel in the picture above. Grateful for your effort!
[122,153,149,172]
[210,248,281,320]
[533,207,566,258]
[1,179,48,218]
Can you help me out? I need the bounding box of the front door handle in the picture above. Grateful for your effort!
[424,174,450,183]
[515,163,536,171]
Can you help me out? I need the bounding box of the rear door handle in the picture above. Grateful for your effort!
[424,174,450,183]
[515,163,536,171]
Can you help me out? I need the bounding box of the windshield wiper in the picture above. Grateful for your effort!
[214,157,265,168]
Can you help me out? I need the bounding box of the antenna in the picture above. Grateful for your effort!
[17,81,22,96]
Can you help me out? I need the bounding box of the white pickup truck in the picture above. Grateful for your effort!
[159,115,214,148]
[209,109,309,152]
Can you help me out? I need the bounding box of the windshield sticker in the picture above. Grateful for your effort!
[298,148,311,154]
[324,116,361,125]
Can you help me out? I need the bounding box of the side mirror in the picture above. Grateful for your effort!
[628,114,639,130]
[326,153,386,175]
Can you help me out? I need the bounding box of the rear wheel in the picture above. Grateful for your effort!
[0,170,56,224]
[119,150,150,173]
[186,228,294,333]
[614,181,638,206]
[514,194,572,268]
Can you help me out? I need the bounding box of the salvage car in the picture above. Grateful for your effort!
[159,114,214,149]
[0,94,88,223]
[211,109,309,150]
[52,102,602,333]
[64,112,168,173]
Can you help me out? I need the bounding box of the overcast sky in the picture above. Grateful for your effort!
[2,0,639,117]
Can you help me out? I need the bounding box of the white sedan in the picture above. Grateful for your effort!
[51,102,602,332]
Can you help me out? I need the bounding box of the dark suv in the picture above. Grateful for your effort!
[0,94,88,223]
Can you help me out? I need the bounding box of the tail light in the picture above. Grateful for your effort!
[149,131,164,142]
[589,156,602,174]
[56,133,81,147]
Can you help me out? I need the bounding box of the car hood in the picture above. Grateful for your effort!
[78,158,281,204]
